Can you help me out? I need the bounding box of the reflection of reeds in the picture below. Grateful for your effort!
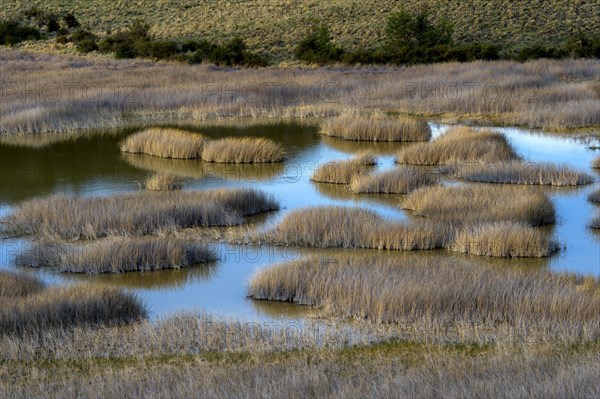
[121,128,206,159]
[350,167,436,194]
[15,238,217,274]
[202,137,285,163]
[3,188,279,239]
[320,136,409,156]
[311,152,376,184]
[122,153,206,178]
[396,127,518,165]
[320,112,431,142]
[0,271,145,336]
[589,187,600,203]
[402,185,555,226]
[456,161,594,186]
[249,255,600,330]
[145,173,182,191]
[452,221,559,257]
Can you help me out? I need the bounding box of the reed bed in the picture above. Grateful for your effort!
[320,112,431,142]
[350,167,436,194]
[593,156,600,169]
[453,222,559,258]
[202,137,285,163]
[456,161,595,186]
[120,128,206,159]
[1,54,598,135]
[396,127,518,165]
[249,255,600,331]
[402,185,556,226]
[311,152,377,184]
[259,206,453,250]
[2,188,278,239]
[0,271,145,336]
[589,187,600,203]
[15,238,217,274]
[144,172,182,191]
[2,346,597,399]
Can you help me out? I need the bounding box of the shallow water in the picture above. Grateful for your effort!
[0,122,599,320]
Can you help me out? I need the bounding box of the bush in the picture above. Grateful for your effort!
[70,29,98,53]
[0,20,41,45]
[294,24,344,65]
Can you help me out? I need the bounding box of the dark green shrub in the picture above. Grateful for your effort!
[63,12,80,29]
[294,24,344,65]
[0,19,41,45]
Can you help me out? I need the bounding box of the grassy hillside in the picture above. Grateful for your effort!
[1,1,598,60]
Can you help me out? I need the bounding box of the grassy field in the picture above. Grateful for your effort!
[2,1,599,61]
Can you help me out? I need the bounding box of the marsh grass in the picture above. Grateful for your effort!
[402,185,555,226]
[144,173,182,191]
[2,188,279,239]
[590,215,600,229]
[320,112,431,142]
[0,271,145,336]
[202,137,286,163]
[453,222,559,258]
[593,156,600,169]
[249,255,600,332]
[350,167,436,194]
[311,152,377,184]
[589,187,600,203]
[0,271,45,298]
[456,161,595,186]
[120,128,206,159]
[15,238,217,274]
[259,206,452,250]
[396,127,518,165]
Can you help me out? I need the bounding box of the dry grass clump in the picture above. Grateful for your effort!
[589,188,600,203]
[396,127,518,165]
[402,185,555,226]
[0,271,145,336]
[311,152,376,184]
[320,112,431,142]
[15,238,217,274]
[0,271,45,298]
[144,173,182,191]
[2,188,278,239]
[593,156,600,169]
[260,206,452,250]
[120,128,206,159]
[456,161,595,186]
[202,137,285,163]
[249,256,600,330]
[350,167,436,194]
[453,222,559,258]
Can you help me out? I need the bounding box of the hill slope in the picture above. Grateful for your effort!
[1,1,598,60]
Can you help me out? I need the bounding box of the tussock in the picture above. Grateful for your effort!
[456,161,595,186]
[145,173,182,191]
[311,151,377,184]
[593,156,600,169]
[0,271,45,298]
[202,137,285,163]
[3,188,279,239]
[120,128,205,159]
[350,167,436,194]
[15,238,217,274]
[396,127,518,165]
[453,221,559,257]
[249,255,600,328]
[260,206,452,250]
[590,215,600,229]
[320,112,431,142]
[0,271,145,336]
[402,185,555,226]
